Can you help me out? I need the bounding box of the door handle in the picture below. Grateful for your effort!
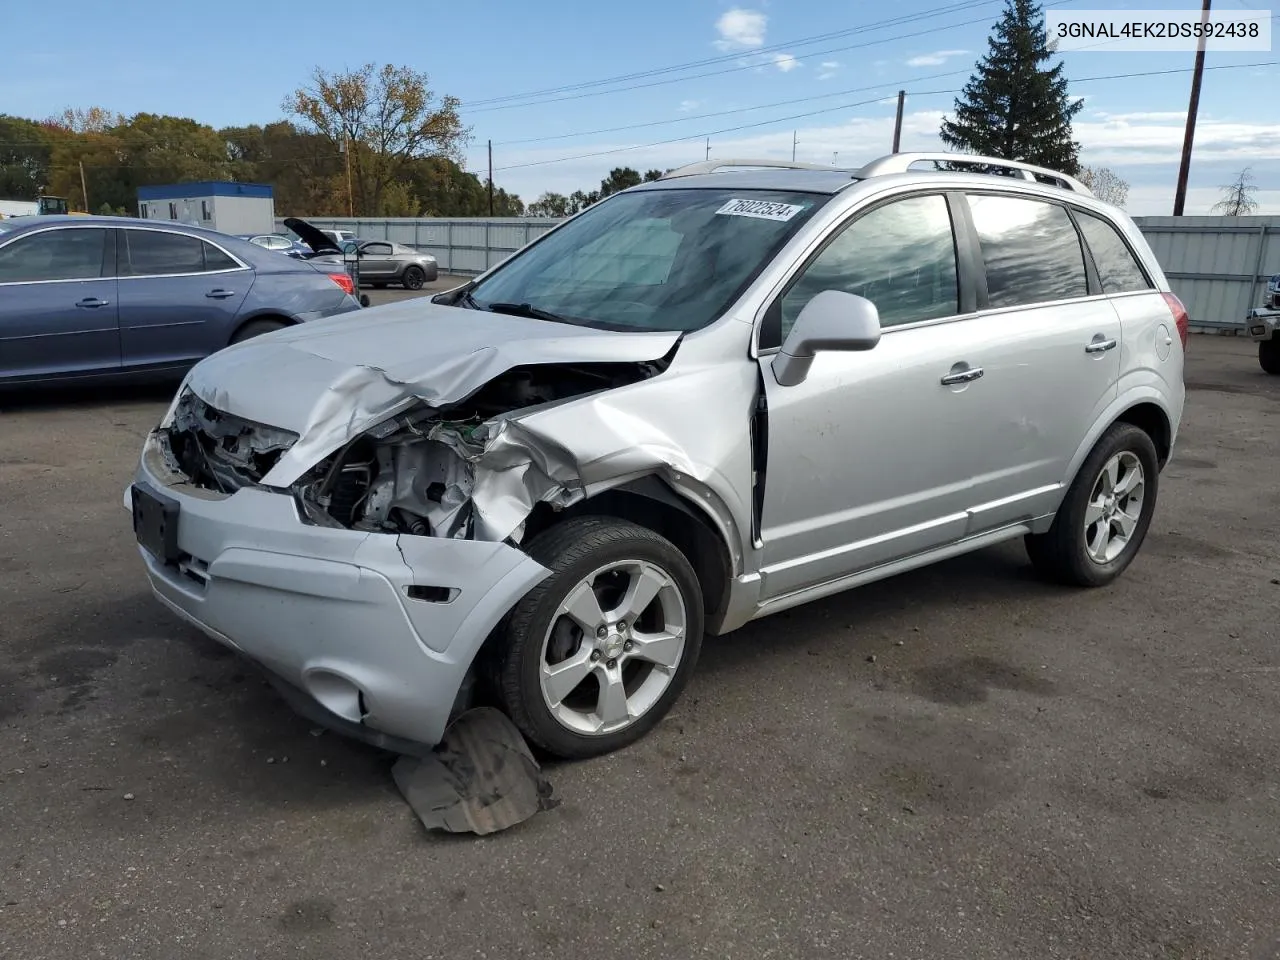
[76,297,110,308]
[206,289,236,299]
[1085,336,1118,354]
[940,366,984,385]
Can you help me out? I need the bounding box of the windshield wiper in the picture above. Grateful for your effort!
[485,301,572,324]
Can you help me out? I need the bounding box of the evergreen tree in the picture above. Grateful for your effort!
[939,0,1083,174]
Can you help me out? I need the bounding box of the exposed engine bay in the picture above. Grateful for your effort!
[162,358,670,544]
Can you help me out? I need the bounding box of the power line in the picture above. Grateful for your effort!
[487,58,1280,174]
[466,15,1005,114]
[497,68,972,146]
[465,0,1001,108]
[492,90,960,172]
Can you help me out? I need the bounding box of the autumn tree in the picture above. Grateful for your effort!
[527,192,571,217]
[284,63,468,216]
[1211,167,1260,216]
[1078,165,1130,208]
[940,0,1083,174]
[0,115,52,200]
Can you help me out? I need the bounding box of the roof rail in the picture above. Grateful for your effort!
[660,158,855,180]
[854,152,1093,197]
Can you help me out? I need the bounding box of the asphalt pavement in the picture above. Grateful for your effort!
[1,327,1277,960]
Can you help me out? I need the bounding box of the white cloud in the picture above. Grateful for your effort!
[678,100,702,113]
[772,53,800,72]
[905,49,970,67]
[714,9,767,50]
[818,60,840,80]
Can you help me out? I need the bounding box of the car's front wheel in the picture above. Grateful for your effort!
[493,517,704,759]
[402,266,426,290]
[1026,422,1160,587]
[1259,337,1280,375]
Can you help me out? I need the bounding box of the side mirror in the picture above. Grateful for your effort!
[771,290,881,387]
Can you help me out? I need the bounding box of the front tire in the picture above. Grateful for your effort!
[402,266,426,290]
[1026,423,1160,587]
[493,517,704,759]
[1260,338,1280,375]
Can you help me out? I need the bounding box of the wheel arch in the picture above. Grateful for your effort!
[227,311,295,346]
[521,475,735,632]
[1067,389,1175,487]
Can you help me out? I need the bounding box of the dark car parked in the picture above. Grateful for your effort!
[0,216,362,386]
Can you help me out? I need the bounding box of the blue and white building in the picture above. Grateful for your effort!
[137,181,275,235]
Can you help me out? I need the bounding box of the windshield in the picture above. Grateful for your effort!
[467,187,827,332]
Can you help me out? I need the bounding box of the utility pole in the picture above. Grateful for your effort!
[705,137,710,160]
[791,130,798,162]
[343,133,353,217]
[892,90,906,153]
[1173,0,1212,216]
[78,160,89,213]
[487,139,494,216]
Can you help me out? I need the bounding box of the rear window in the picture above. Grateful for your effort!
[967,194,1089,309]
[1075,212,1151,294]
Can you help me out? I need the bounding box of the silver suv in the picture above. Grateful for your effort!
[127,152,1187,759]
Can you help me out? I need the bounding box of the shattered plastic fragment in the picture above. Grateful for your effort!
[392,708,557,836]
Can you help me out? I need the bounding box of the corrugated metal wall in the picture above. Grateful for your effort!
[281,214,1280,330]
[1132,216,1279,330]
[275,217,562,276]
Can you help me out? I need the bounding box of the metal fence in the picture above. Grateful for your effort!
[275,217,562,276]
[1132,216,1279,331]
[283,214,1280,331]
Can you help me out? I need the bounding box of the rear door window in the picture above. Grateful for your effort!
[125,230,206,276]
[0,228,108,282]
[1074,212,1152,294]
[966,194,1088,308]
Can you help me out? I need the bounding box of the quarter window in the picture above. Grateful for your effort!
[0,228,107,283]
[780,193,959,336]
[967,194,1088,308]
[202,243,239,271]
[1075,212,1151,294]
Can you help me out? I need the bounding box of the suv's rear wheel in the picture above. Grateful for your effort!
[1259,338,1280,375]
[492,517,703,759]
[1026,423,1160,587]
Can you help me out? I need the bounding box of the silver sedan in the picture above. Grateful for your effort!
[345,240,439,289]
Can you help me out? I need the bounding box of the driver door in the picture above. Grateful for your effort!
[755,192,1005,600]
[358,241,395,279]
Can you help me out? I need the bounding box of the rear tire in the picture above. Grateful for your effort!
[403,266,425,290]
[1259,338,1280,375]
[492,517,704,760]
[230,319,287,344]
[1026,423,1159,587]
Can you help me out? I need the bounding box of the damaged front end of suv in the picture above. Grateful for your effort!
[156,346,682,551]
[284,358,676,544]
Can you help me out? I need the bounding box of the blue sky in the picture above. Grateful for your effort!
[2,0,1277,214]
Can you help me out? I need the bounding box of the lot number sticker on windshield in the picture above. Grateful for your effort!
[715,198,806,222]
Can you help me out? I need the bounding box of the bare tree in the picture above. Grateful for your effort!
[1211,167,1259,216]
[285,64,468,216]
[1077,165,1129,208]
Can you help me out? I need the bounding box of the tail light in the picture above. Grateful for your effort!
[328,272,355,296]
[1161,292,1189,350]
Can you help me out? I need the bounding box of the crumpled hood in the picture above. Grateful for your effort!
[182,298,680,485]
